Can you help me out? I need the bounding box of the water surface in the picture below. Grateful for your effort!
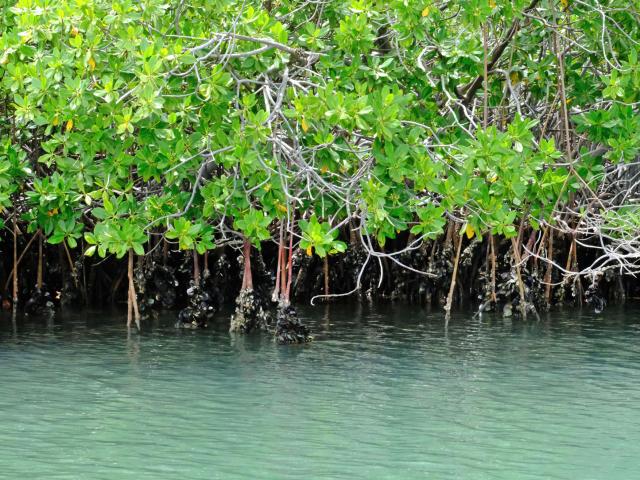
[1,304,640,479]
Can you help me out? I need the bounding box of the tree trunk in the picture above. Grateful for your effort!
[544,229,554,305]
[284,232,294,304]
[127,283,133,327]
[323,255,330,298]
[280,232,287,297]
[193,249,200,285]
[127,249,140,329]
[572,237,583,305]
[445,229,463,321]
[489,233,497,303]
[12,215,18,311]
[349,219,357,245]
[482,21,489,128]
[273,224,284,301]
[63,241,78,288]
[3,230,40,294]
[37,230,43,291]
[162,238,168,265]
[511,237,528,318]
[241,237,253,290]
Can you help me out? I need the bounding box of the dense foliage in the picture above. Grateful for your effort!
[1,0,640,322]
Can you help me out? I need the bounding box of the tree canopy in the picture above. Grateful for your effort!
[1,0,640,303]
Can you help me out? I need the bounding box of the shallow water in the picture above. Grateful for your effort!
[1,304,640,479]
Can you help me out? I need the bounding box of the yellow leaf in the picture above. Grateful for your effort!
[560,0,568,8]
[65,119,73,132]
[421,6,430,16]
[52,116,59,126]
[509,71,520,85]
[465,223,475,240]
[88,56,96,71]
[301,118,309,133]
[489,0,496,8]
[276,203,287,214]
[19,30,32,44]
[489,174,498,183]
[320,165,329,174]
[306,246,313,257]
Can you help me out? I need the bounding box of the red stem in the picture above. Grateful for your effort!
[273,225,284,301]
[193,249,200,285]
[242,237,253,290]
[285,232,294,303]
[280,231,287,296]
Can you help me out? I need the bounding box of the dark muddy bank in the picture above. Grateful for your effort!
[1,227,638,339]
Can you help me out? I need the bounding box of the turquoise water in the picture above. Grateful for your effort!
[1,304,640,479]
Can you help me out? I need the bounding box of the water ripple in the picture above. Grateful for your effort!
[1,305,640,479]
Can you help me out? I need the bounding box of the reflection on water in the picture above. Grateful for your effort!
[1,304,640,479]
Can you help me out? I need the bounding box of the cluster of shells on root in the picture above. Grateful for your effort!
[493,251,546,317]
[59,273,83,308]
[176,281,216,329]
[342,247,367,284]
[460,239,480,268]
[585,273,606,314]
[475,250,543,318]
[24,287,55,318]
[137,261,179,319]
[275,303,312,345]
[421,243,453,297]
[390,243,440,302]
[229,288,270,333]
